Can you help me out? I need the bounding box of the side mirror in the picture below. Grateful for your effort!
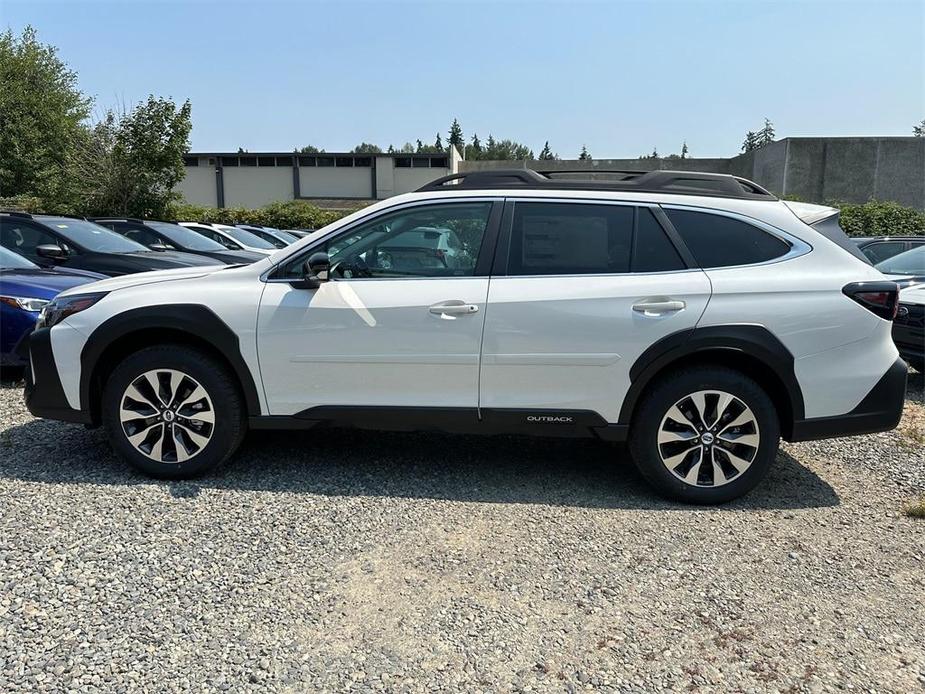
[36,244,69,262]
[149,243,170,252]
[290,252,331,290]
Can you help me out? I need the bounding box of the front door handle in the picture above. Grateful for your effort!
[632,298,686,316]
[429,300,479,319]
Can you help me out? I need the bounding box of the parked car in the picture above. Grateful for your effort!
[91,218,264,265]
[235,225,298,248]
[875,244,925,287]
[283,229,315,239]
[0,246,105,366]
[1,212,219,276]
[893,283,924,372]
[22,169,907,504]
[853,236,925,265]
[178,222,276,255]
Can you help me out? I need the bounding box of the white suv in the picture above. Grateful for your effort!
[23,169,907,503]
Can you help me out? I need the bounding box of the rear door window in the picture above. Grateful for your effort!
[506,203,685,276]
[665,208,791,268]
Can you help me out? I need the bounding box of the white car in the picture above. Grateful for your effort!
[178,222,276,255]
[24,169,907,503]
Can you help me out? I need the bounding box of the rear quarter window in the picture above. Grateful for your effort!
[665,209,791,268]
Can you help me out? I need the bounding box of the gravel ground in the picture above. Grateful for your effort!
[0,371,923,693]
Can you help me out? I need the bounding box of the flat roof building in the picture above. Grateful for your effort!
[176,148,461,209]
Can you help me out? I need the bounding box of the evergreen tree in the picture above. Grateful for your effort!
[387,144,395,153]
[578,145,591,161]
[758,118,775,145]
[914,119,925,137]
[741,131,758,153]
[415,139,424,153]
[434,132,443,150]
[448,118,464,149]
[681,142,689,159]
[469,133,482,160]
[539,141,554,160]
[651,147,659,159]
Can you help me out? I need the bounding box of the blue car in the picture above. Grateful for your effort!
[0,246,106,366]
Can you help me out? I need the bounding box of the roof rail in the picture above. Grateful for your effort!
[417,168,776,201]
[0,210,35,219]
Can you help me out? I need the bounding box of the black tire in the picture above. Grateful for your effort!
[102,345,246,479]
[628,365,780,504]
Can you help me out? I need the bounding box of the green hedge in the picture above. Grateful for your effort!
[166,200,352,230]
[835,200,925,237]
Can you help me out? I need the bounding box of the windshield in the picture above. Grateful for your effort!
[43,217,149,253]
[146,221,226,251]
[0,245,39,269]
[221,226,276,249]
[876,245,925,276]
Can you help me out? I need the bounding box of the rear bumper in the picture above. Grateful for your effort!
[789,357,908,441]
[22,328,92,425]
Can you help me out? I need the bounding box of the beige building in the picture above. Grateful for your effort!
[176,147,461,208]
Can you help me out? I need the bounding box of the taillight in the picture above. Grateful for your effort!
[842,281,899,321]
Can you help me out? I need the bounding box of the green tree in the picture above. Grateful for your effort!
[434,132,443,150]
[0,26,91,205]
[351,142,382,154]
[399,142,415,153]
[913,119,925,137]
[539,141,556,160]
[484,136,533,160]
[681,141,689,159]
[741,131,758,153]
[69,96,192,217]
[758,118,775,145]
[469,133,482,160]
[448,118,464,149]
[298,144,323,153]
[578,145,591,161]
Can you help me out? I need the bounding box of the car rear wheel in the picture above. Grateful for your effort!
[102,345,245,478]
[629,366,780,504]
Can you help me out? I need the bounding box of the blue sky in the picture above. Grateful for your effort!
[4,0,923,157]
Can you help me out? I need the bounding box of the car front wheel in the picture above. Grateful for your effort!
[629,366,780,504]
[102,345,245,478]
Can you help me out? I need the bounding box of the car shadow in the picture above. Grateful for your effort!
[0,419,839,510]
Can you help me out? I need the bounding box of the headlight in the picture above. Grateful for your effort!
[0,296,50,312]
[37,292,108,329]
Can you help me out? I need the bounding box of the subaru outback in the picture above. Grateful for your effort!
[22,169,907,503]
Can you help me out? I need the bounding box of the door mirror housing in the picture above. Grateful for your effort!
[149,243,170,252]
[290,252,331,289]
[36,244,69,262]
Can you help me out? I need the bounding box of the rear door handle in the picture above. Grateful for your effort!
[429,300,479,319]
[632,298,686,316]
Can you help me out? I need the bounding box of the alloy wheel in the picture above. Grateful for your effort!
[657,389,760,487]
[119,369,215,463]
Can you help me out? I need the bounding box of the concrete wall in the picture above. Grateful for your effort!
[392,167,445,194]
[175,166,218,207]
[299,166,371,199]
[223,167,293,208]
[459,137,925,208]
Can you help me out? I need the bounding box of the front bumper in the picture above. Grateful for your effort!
[789,357,908,441]
[22,327,92,425]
